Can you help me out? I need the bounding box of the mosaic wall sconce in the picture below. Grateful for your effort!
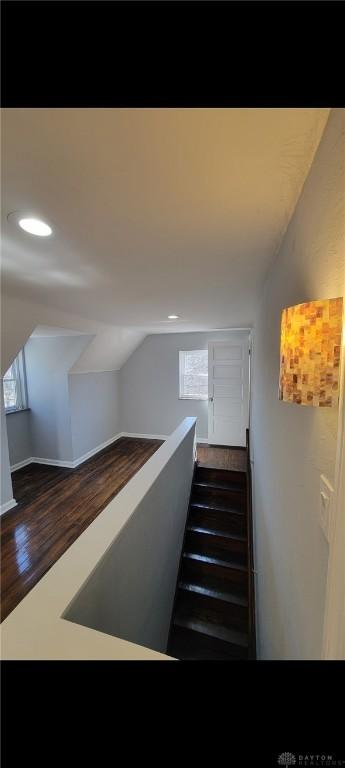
[279,297,343,406]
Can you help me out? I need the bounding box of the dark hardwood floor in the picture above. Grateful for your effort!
[197,444,247,472]
[1,437,163,622]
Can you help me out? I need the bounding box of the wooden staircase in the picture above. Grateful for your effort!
[167,439,256,660]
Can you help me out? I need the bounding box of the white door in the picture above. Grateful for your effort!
[208,338,250,447]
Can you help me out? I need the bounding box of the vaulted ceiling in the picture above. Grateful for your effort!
[1,108,330,369]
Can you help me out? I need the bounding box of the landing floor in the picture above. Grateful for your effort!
[1,437,162,622]
[196,444,247,472]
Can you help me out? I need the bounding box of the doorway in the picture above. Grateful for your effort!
[207,335,250,447]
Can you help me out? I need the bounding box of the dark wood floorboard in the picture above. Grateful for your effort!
[1,437,163,622]
[196,444,247,472]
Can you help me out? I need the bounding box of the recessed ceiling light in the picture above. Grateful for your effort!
[18,217,52,237]
[168,315,179,320]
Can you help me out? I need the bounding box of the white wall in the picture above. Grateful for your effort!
[6,409,32,467]
[251,108,345,659]
[1,382,14,508]
[69,371,121,460]
[4,340,121,471]
[25,335,92,461]
[120,330,250,439]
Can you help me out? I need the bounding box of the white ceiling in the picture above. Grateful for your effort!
[1,108,329,361]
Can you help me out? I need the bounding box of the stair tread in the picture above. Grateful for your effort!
[183,551,247,571]
[194,480,245,493]
[169,646,237,661]
[187,524,246,542]
[178,580,248,606]
[173,615,248,647]
[196,467,246,482]
[191,501,245,516]
[197,465,246,476]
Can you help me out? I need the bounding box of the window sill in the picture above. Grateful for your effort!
[5,407,31,416]
[178,397,208,402]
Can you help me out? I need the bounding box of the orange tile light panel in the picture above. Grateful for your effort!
[279,297,343,406]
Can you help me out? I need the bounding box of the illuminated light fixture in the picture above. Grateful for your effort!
[18,217,52,237]
[279,297,343,407]
[168,315,179,320]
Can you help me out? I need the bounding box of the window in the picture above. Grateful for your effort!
[179,349,208,400]
[3,350,28,412]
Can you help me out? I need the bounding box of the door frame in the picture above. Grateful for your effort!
[207,329,252,446]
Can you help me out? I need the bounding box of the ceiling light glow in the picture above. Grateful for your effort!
[18,217,52,237]
[168,315,179,320]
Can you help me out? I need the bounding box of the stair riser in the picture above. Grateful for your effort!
[169,625,248,660]
[179,571,248,600]
[182,557,248,589]
[176,590,248,632]
[190,507,247,536]
[195,467,246,489]
[186,530,247,561]
[192,485,246,511]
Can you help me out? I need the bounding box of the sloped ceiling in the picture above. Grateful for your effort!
[0,294,145,376]
[1,108,330,371]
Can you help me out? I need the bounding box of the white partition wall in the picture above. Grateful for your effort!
[64,418,195,652]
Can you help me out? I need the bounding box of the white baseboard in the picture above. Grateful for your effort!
[32,456,76,469]
[9,431,167,475]
[10,457,33,472]
[121,431,168,441]
[11,456,75,471]
[10,432,124,473]
[72,432,123,467]
[1,498,18,516]
[123,431,206,443]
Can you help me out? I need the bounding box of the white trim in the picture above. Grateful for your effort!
[69,369,119,375]
[124,434,216,444]
[178,396,208,401]
[72,432,124,467]
[10,457,33,472]
[10,432,124,472]
[121,432,168,441]
[31,457,76,469]
[11,456,75,471]
[322,300,345,660]
[9,431,170,475]
[1,498,17,515]
[5,407,31,416]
